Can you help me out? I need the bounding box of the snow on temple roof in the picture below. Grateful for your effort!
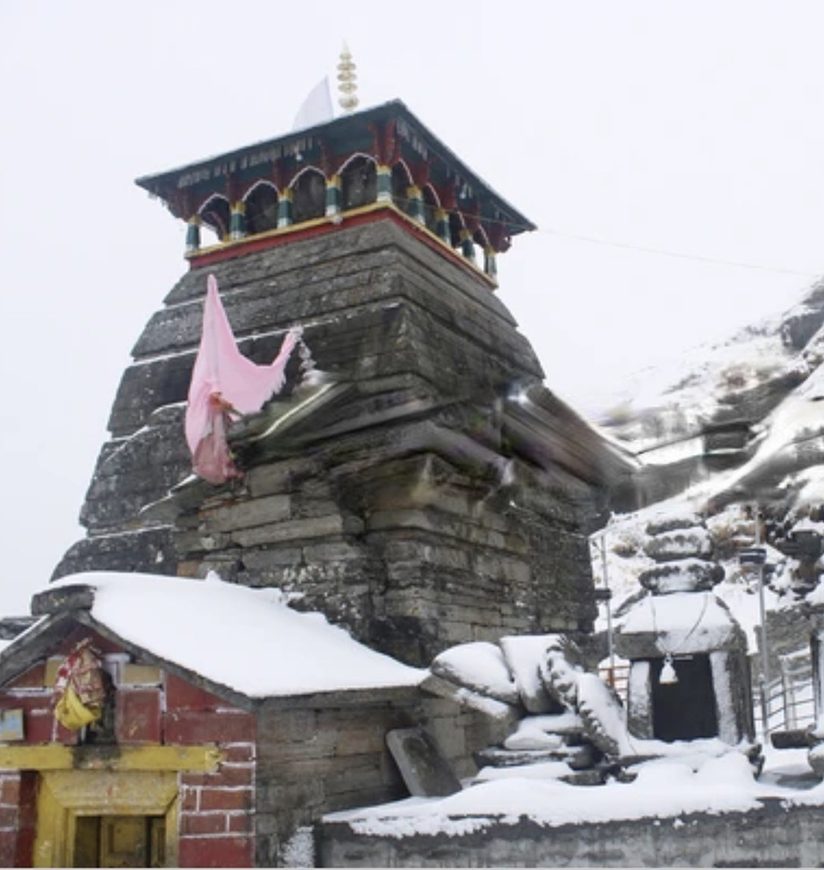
[43,572,424,698]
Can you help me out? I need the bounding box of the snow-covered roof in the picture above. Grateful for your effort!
[26,572,424,700]
[616,591,740,655]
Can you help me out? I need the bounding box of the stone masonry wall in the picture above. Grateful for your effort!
[55,216,603,667]
[174,438,597,666]
[254,698,414,867]
[254,690,507,867]
[319,799,824,867]
[58,219,540,550]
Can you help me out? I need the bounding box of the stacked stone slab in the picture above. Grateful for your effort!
[616,511,756,746]
[637,513,721,594]
[55,219,631,666]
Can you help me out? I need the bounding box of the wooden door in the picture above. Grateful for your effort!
[73,816,165,867]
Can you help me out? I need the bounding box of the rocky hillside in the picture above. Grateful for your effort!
[593,278,824,672]
[598,278,824,452]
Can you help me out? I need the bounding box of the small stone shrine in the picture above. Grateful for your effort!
[615,512,755,746]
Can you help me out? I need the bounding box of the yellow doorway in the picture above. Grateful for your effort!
[34,771,178,867]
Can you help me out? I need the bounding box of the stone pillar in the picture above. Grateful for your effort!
[277,189,293,228]
[229,201,246,241]
[459,228,476,262]
[376,165,392,203]
[626,660,653,739]
[483,247,497,279]
[185,216,201,254]
[325,175,342,218]
[406,185,425,224]
[709,651,741,744]
[434,208,451,244]
[812,628,824,730]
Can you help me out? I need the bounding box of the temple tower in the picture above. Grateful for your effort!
[56,99,633,665]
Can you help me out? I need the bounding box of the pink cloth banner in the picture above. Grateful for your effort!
[185,274,300,483]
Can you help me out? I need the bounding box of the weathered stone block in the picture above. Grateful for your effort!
[201,494,291,532]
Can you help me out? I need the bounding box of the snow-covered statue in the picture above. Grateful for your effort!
[614,511,756,749]
[424,633,637,783]
[543,639,633,759]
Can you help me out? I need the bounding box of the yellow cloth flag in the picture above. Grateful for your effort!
[52,638,106,732]
[54,684,101,731]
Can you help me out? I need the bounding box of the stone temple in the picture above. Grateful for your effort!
[55,99,634,666]
[3,90,820,870]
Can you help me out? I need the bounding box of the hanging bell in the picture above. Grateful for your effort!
[659,653,678,685]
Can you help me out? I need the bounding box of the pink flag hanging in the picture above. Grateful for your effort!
[185,275,301,484]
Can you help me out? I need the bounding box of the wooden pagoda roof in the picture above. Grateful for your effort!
[135,99,536,240]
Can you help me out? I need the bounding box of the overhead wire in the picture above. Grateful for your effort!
[389,192,821,281]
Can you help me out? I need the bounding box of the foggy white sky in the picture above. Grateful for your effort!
[2,1,823,614]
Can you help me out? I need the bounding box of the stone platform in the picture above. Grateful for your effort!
[319,797,824,867]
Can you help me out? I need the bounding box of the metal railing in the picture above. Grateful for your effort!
[761,650,815,735]
[599,663,630,704]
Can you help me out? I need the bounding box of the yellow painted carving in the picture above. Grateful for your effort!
[34,770,179,867]
[0,743,221,772]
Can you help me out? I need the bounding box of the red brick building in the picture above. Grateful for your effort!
[0,573,494,867]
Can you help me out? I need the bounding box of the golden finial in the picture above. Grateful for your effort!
[337,42,359,113]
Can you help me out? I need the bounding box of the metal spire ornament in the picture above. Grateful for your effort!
[337,43,359,113]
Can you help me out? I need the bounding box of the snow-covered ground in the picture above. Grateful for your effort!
[326,745,821,838]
